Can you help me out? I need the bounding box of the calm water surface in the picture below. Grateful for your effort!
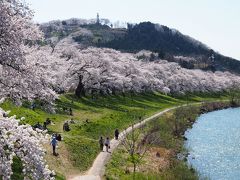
[185,108,240,180]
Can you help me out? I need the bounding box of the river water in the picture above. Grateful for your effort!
[185,108,240,180]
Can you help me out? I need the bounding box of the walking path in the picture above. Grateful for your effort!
[68,99,230,180]
[68,105,181,180]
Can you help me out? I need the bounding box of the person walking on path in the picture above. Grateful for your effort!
[114,129,119,140]
[98,136,104,151]
[69,108,73,116]
[104,137,110,153]
[50,135,58,156]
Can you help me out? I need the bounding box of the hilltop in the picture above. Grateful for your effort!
[40,18,240,74]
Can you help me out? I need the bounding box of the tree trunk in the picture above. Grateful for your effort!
[100,89,104,96]
[133,163,136,180]
[91,90,94,100]
[75,75,85,97]
[112,88,116,95]
[130,91,134,101]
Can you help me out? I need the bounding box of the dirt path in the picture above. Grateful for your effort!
[68,106,179,180]
[67,100,230,179]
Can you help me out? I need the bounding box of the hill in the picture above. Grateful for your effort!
[40,19,240,74]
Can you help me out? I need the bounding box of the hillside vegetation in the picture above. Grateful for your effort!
[0,92,229,179]
[106,101,232,180]
[41,20,240,74]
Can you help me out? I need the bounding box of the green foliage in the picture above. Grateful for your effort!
[105,105,202,179]
[158,161,198,180]
[227,86,240,106]
[0,92,229,178]
[64,136,99,171]
[0,100,68,127]
[106,160,198,180]
[55,174,66,180]
[99,22,240,74]
[60,93,182,140]
[72,24,126,47]
[102,22,206,55]
[11,157,24,180]
[42,21,240,74]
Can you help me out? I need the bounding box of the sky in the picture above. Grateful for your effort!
[25,0,240,60]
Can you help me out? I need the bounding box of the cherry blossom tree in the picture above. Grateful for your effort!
[0,0,56,105]
[0,1,55,178]
[0,0,41,68]
[0,100,54,180]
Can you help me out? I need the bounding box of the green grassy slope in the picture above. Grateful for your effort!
[105,105,200,180]
[105,101,231,180]
[0,92,228,179]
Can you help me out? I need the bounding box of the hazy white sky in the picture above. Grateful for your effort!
[26,0,240,60]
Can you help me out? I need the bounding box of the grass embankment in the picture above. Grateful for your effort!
[105,101,232,180]
[0,92,229,179]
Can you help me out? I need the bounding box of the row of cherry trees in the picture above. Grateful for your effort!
[34,39,240,98]
[1,0,239,103]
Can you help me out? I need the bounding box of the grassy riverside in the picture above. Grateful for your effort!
[105,101,232,180]
[0,92,229,179]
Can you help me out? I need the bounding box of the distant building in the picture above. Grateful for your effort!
[96,13,100,25]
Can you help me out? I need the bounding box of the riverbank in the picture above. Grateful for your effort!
[0,92,230,179]
[105,101,233,179]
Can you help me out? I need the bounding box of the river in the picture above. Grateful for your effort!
[185,108,240,180]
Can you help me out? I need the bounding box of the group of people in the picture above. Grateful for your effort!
[62,107,73,116]
[43,118,52,129]
[98,129,119,152]
[50,125,121,156]
[50,119,76,156]
[50,119,76,155]
[33,118,52,130]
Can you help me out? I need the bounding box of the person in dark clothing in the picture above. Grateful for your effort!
[63,121,70,131]
[56,134,62,141]
[3,112,7,117]
[43,121,47,130]
[50,136,58,156]
[99,136,104,151]
[69,108,73,116]
[31,103,36,110]
[33,122,43,130]
[45,118,51,125]
[105,137,110,152]
[70,118,75,124]
[115,129,119,140]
